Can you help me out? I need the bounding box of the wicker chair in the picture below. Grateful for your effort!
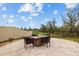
[23,37,34,49]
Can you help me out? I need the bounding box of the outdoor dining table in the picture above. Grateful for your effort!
[30,35,50,47]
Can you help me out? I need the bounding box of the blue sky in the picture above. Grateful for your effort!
[0,3,79,29]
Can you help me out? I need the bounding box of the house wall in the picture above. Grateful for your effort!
[0,27,32,42]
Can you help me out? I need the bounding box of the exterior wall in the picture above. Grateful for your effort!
[0,27,32,42]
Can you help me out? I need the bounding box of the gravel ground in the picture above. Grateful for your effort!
[0,38,79,56]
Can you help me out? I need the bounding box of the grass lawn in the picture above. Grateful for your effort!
[34,31,79,43]
[62,37,79,43]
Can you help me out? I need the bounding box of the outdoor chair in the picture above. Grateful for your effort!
[41,36,51,48]
[23,37,34,49]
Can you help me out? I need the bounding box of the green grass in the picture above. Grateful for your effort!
[33,31,48,36]
[62,37,79,43]
[34,31,79,43]
[51,34,79,42]
[51,34,79,43]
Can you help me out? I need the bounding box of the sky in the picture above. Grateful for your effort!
[0,3,79,29]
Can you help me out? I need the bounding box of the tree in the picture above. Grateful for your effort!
[28,27,32,31]
[21,27,23,30]
[40,18,56,34]
[61,8,79,37]
[62,8,79,32]
[46,19,56,33]
[76,23,79,38]
[40,24,47,33]
[24,27,27,31]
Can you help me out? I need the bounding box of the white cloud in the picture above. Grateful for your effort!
[4,19,15,26]
[64,3,78,9]
[2,14,7,18]
[2,7,6,11]
[4,23,15,27]
[0,3,5,9]
[21,16,28,22]
[7,19,14,23]
[21,16,25,19]
[28,16,32,19]
[44,18,48,22]
[65,11,67,14]
[41,11,44,14]
[18,3,33,13]
[28,22,36,29]
[23,19,28,22]
[2,14,14,19]
[53,10,58,15]
[16,15,19,17]
[48,4,51,7]
[35,3,43,12]
[9,15,14,18]
[18,3,43,16]
[31,13,39,16]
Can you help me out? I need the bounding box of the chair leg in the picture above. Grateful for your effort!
[24,43,26,48]
[47,43,48,48]
[49,42,51,47]
[24,44,27,50]
[33,44,34,48]
[26,45,27,50]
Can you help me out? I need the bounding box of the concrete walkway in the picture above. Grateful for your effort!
[0,38,79,56]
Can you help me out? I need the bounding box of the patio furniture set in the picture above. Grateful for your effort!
[23,35,51,49]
